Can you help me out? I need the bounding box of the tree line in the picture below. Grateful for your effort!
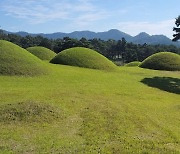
[0,30,180,64]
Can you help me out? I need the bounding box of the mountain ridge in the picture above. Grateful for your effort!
[3,29,180,47]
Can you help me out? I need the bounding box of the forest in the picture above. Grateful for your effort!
[0,29,180,64]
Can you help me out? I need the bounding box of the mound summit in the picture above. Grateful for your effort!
[27,46,56,60]
[0,40,48,76]
[50,47,116,70]
[139,52,180,71]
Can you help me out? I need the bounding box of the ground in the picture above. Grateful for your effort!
[0,63,179,153]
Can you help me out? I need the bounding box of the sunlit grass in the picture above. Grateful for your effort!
[27,46,56,61]
[0,63,180,153]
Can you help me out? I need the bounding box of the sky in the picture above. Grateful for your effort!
[0,0,179,38]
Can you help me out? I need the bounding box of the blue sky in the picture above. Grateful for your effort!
[0,0,179,38]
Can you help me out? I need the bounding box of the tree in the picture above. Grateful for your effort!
[172,15,180,41]
[120,38,127,63]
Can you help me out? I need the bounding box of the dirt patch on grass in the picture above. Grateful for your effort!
[0,102,62,123]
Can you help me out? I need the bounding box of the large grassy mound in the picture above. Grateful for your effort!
[0,40,48,76]
[140,52,180,71]
[125,61,141,67]
[27,46,56,60]
[50,47,116,70]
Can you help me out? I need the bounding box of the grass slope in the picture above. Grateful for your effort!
[0,40,48,76]
[0,63,179,153]
[125,61,141,67]
[27,46,56,60]
[50,47,116,70]
[140,52,180,71]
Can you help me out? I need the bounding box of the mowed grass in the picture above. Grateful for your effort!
[125,61,141,67]
[50,47,116,70]
[27,46,56,61]
[0,40,48,76]
[140,52,180,71]
[0,62,180,153]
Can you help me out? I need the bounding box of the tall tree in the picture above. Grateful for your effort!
[172,15,180,41]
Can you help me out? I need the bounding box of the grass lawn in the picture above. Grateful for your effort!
[0,63,180,153]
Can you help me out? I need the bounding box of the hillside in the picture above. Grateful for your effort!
[27,46,56,60]
[50,47,116,70]
[0,40,48,76]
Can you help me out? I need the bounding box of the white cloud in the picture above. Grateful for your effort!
[117,19,174,38]
[74,11,108,28]
[1,0,107,25]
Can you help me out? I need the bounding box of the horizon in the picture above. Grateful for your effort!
[2,29,172,39]
[0,0,179,38]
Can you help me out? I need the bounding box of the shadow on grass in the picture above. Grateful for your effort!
[141,77,180,94]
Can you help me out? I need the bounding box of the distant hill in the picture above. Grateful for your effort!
[3,29,180,47]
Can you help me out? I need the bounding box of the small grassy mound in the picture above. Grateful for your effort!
[125,61,141,67]
[50,47,116,70]
[0,40,48,76]
[27,46,56,60]
[0,102,62,123]
[139,52,180,71]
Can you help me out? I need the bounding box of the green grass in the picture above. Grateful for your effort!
[141,77,180,94]
[139,52,180,71]
[27,46,56,61]
[0,40,48,76]
[125,61,141,67]
[0,62,179,153]
[0,101,63,124]
[50,47,116,70]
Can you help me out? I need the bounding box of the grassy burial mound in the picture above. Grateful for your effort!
[50,47,116,70]
[125,61,141,67]
[139,52,180,71]
[0,40,48,76]
[27,46,56,60]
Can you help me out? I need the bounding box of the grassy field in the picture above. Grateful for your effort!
[0,62,180,153]
[125,61,141,67]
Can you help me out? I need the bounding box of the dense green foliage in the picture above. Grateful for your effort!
[50,47,116,70]
[140,52,180,71]
[125,61,141,67]
[0,31,180,63]
[0,40,48,76]
[27,46,56,60]
[173,15,180,41]
[0,64,179,153]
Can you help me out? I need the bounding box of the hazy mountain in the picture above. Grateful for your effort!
[133,32,177,45]
[95,29,133,41]
[4,29,180,47]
